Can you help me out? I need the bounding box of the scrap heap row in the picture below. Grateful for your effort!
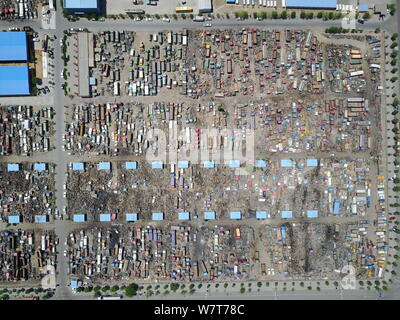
[0,105,54,156]
[67,225,251,282]
[0,163,56,223]
[0,230,57,281]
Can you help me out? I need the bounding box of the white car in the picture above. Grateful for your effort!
[162,18,170,22]
[204,23,212,27]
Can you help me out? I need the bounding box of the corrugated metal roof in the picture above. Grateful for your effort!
[199,0,213,10]
[152,212,164,221]
[255,160,267,168]
[64,0,99,9]
[178,160,189,169]
[230,211,242,219]
[307,210,318,218]
[306,159,318,167]
[125,161,137,170]
[229,160,240,168]
[204,211,216,220]
[285,0,337,8]
[73,214,86,222]
[7,164,20,172]
[203,161,215,168]
[152,161,163,169]
[34,163,47,171]
[256,211,267,219]
[35,215,47,223]
[281,159,293,167]
[178,212,190,220]
[8,215,20,224]
[98,162,111,170]
[100,213,111,222]
[0,65,30,96]
[126,213,138,221]
[0,32,27,61]
[281,210,293,219]
[72,162,84,171]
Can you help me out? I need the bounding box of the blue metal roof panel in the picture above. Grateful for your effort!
[99,213,111,222]
[35,215,47,223]
[178,161,189,169]
[306,159,318,167]
[73,214,86,222]
[34,163,46,171]
[255,160,267,168]
[281,210,293,219]
[125,161,137,170]
[285,0,337,8]
[203,161,215,168]
[229,160,240,168]
[98,162,111,170]
[204,211,216,220]
[72,162,84,171]
[281,159,293,167]
[7,164,20,172]
[64,0,99,9]
[0,65,30,96]
[0,32,27,61]
[307,210,318,218]
[126,213,138,221]
[178,212,190,220]
[230,211,241,219]
[8,215,20,224]
[152,161,163,169]
[152,212,164,221]
[256,210,267,219]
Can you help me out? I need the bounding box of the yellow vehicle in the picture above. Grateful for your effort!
[176,6,193,13]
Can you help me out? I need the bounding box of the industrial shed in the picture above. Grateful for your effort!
[283,0,337,9]
[0,65,30,96]
[63,0,100,14]
[0,32,28,62]
[199,0,213,13]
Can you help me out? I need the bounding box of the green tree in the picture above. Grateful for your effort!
[307,12,314,19]
[111,285,119,293]
[240,287,246,294]
[271,11,278,19]
[291,11,296,19]
[362,12,370,20]
[125,284,139,297]
[317,12,323,19]
[170,283,179,292]
[280,11,287,19]
[300,11,306,19]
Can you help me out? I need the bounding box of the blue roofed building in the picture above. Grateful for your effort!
[152,161,163,169]
[34,163,47,172]
[70,280,79,290]
[284,0,337,9]
[204,211,216,220]
[63,0,100,14]
[73,214,86,222]
[203,161,215,169]
[152,212,164,221]
[99,213,111,222]
[0,65,30,96]
[255,160,267,168]
[307,210,318,218]
[358,4,368,12]
[281,159,293,167]
[178,212,190,220]
[230,211,242,220]
[0,32,28,62]
[35,215,48,223]
[72,162,84,171]
[256,211,267,219]
[333,200,341,214]
[229,160,240,168]
[98,162,111,171]
[125,161,137,170]
[281,210,293,219]
[8,215,20,224]
[226,0,236,3]
[126,213,138,222]
[306,159,318,167]
[7,164,20,172]
[178,161,189,169]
